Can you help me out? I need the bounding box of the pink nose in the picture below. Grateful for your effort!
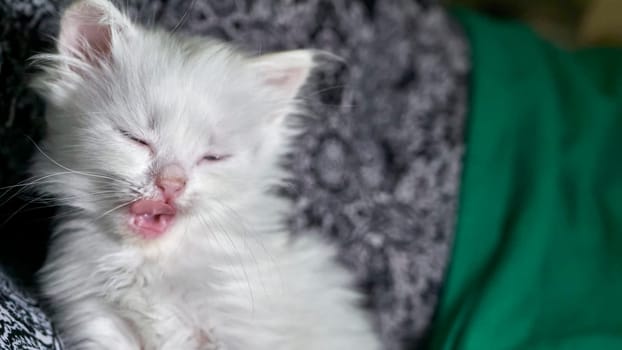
[156,164,187,201]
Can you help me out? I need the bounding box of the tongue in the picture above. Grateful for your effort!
[129,200,176,239]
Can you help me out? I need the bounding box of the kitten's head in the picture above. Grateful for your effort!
[32,0,314,243]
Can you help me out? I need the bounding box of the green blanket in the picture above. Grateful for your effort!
[429,10,622,350]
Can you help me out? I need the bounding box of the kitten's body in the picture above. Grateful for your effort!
[32,1,379,349]
[42,205,372,350]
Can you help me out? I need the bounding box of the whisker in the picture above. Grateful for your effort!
[0,174,140,208]
[209,205,272,299]
[170,0,197,34]
[43,192,128,203]
[212,199,278,267]
[208,200,282,296]
[0,193,50,227]
[196,212,255,312]
[26,136,134,186]
[93,198,141,222]
[0,172,73,191]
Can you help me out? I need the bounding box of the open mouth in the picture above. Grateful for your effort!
[129,199,176,239]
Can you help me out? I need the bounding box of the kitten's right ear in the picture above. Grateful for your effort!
[58,0,134,66]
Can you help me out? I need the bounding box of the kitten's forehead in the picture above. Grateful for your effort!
[132,33,249,92]
[114,32,265,133]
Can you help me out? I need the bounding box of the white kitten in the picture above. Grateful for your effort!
[30,1,380,349]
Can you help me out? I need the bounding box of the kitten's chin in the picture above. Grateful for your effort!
[128,199,176,239]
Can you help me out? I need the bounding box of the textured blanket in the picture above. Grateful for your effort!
[0,1,468,349]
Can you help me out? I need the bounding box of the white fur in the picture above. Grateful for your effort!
[31,1,380,349]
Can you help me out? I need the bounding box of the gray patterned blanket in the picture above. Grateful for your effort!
[0,1,469,349]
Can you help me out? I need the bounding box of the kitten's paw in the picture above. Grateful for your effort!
[66,314,143,350]
[195,328,223,350]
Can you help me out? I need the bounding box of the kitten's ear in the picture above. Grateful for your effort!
[249,50,315,107]
[58,0,133,66]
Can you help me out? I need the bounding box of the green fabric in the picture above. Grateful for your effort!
[429,10,622,350]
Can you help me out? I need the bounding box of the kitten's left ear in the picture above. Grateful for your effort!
[249,50,315,110]
[58,0,135,67]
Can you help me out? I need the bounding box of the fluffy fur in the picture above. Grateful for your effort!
[31,0,380,349]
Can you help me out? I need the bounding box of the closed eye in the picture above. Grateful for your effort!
[200,154,230,163]
[118,129,151,149]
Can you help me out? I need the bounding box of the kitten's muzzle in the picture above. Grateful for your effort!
[128,199,177,239]
[126,163,186,239]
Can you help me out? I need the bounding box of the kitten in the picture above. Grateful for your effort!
[30,0,380,349]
